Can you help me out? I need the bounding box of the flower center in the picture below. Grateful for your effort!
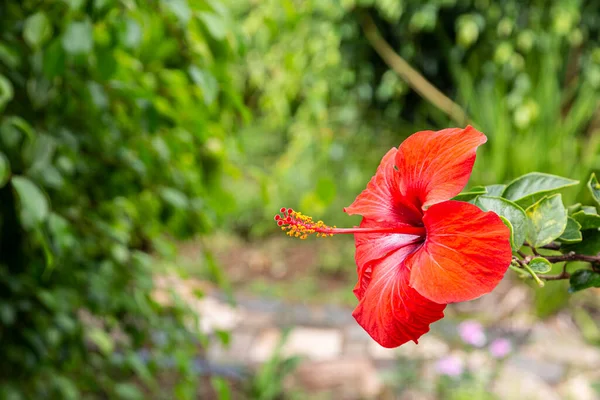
[274,207,426,239]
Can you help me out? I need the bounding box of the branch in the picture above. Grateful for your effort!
[538,271,571,281]
[512,251,600,282]
[525,241,561,250]
[359,13,470,126]
[543,251,600,264]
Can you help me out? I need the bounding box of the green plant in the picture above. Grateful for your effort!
[245,330,302,400]
[224,0,600,240]
[0,0,242,397]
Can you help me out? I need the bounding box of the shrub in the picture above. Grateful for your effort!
[0,0,242,397]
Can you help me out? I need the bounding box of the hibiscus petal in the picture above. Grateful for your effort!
[344,148,422,225]
[353,244,446,348]
[408,200,512,304]
[395,126,487,209]
[353,218,424,299]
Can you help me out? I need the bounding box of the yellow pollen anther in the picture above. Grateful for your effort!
[274,208,334,240]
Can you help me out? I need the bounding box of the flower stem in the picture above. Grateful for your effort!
[321,225,426,236]
[521,263,545,287]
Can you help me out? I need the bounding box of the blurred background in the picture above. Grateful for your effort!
[1,0,600,399]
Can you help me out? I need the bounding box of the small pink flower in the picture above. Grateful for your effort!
[489,338,512,358]
[458,320,487,347]
[435,355,464,377]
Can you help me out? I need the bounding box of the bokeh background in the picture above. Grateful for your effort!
[1,0,600,399]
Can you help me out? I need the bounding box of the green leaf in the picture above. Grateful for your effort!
[64,0,85,11]
[0,74,14,111]
[571,210,600,230]
[211,377,232,400]
[474,196,527,250]
[0,303,16,325]
[52,375,79,400]
[62,20,93,55]
[502,172,579,208]
[4,116,35,140]
[87,328,114,355]
[0,44,20,69]
[0,152,10,188]
[159,187,189,209]
[215,329,231,346]
[165,0,192,24]
[23,12,53,48]
[199,12,227,40]
[582,206,598,214]
[12,176,50,228]
[113,383,144,400]
[567,203,582,215]
[525,194,568,248]
[126,354,153,385]
[453,185,487,201]
[569,270,600,293]
[563,230,600,256]
[189,66,218,105]
[485,184,506,196]
[498,215,515,248]
[528,257,552,274]
[558,217,582,243]
[588,173,600,207]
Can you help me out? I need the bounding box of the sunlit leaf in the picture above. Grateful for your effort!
[113,383,144,400]
[87,329,114,356]
[0,152,10,188]
[12,176,49,228]
[474,196,527,250]
[525,194,567,248]
[0,74,14,111]
[528,257,552,274]
[503,172,579,208]
[62,20,93,55]
[199,12,227,40]
[558,217,582,243]
[453,185,487,201]
[571,210,600,230]
[588,173,600,207]
[485,184,506,196]
[24,12,53,48]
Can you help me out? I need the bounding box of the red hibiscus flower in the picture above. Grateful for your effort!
[275,127,512,348]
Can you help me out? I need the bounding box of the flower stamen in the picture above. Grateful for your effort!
[274,207,427,239]
[273,208,333,239]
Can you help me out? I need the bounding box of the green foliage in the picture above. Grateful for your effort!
[588,173,600,206]
[0,0,242,397]
[245,330,302,400]
[558,217,583,243]
[564,230,600,256]
[474,196,527,250]
[474,172,600,294]
[452,185,486,201]
[502,173,579,209]
[528,257,552,274]
[571,209,600,230]
[569,270,600,292]
[223,0,600,238]
[525,194,568,248]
